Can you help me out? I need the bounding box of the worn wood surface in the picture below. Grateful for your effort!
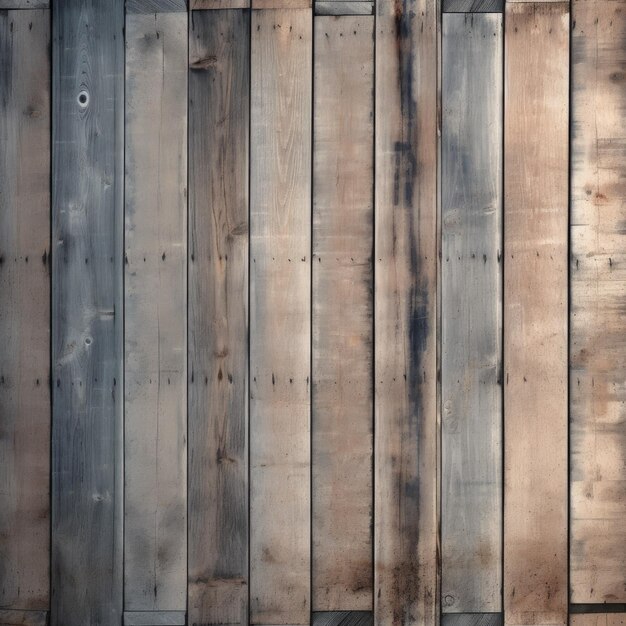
[315,1,373,14]
[442,614,503,626]
[503,4,569,626]
[191,0,249,8]
[250,8,312,625]
[374,0,438,623]
[51,0,124,624]
[127,0,187,11]
[571,616,626,626]
[253,0,311,8]
[312,14,374,613]
[312,612,374,626]
[0,610,49,626]
[442,0,502,13]
[570,0,626,604]
[441,12,503,615]
[124,11,187,613]
[0,8,50,614]
[188,9,250,626]
[123,611,186,626]
[0,0,49,7]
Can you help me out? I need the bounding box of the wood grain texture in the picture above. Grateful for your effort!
[191,0,249,8]
[253,0,311,8]
[570,0,626,604]
[442,0,502,13]
[0,8,50,613]
[312,15,374,613]
[127,0,187,11]
[374,0,438,623]
[123,611,186,626]
[125,12,187,613]
[312,612,374,626]
[188,9,250,626]
[0,610,49,626]
[442,614,503,626]
[441,13,503,614]
[0,0,48,7]
[250,8,312,625]
[503,4,569,626]
[571,616,626,626]
[51,0,124,624]
[315,2,373,15]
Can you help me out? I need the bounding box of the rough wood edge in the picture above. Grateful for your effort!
[123,611,186,626]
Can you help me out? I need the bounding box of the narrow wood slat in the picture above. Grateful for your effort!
[253,0,311,8]
[124,11,187,613]
[126,0,187,11]
[0,9,50,614]
[312,15,374,613]
[442,0,502,13]
[441,13,503,614]
[312,612,374,626]
[571,616,626,626]
[0,611,48,626]
[571,608,626,616]
[570,0,626,604]
[191,0,249,8]
[0,1,48,7]
[315,2,372,15]
[188,9,250,626]
[374,0,438,623]
[51,1,124,624]
[123,611,186,626]
[250,8,312,625]
[503,4,569,626]
[442,614,503,626]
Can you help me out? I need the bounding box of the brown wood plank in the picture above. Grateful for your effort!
[250,8,312,625]
[312,14,374,613]
[253,0,311,8]
[0,8,50,614]
[570,0,626,604]
[0,610,49,626]
[571,616,626,626]
[124,11,187,613]
[188,9,250,626]
[374,0,438,623]
[503,4,569,626]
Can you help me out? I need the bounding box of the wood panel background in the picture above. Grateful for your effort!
[0,0,624,625]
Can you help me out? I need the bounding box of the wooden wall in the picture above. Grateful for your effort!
[0,0,624,625]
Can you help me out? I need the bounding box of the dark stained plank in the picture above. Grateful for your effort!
[126,0,187,11]
[250,8,312,625]
[123,611,186,626]
[312,612,374,626]
[442,0,502,13]
[124,11,187,613]
[315,2,373,14]
[442,614,503,626]
[0,610,49,626]
[51,0,124,624]
[570,0,626,604]
[570,607,626,615]
[0,8,50,614]
[441,13,502,614]
[503,4,569,626]
[312,15,374,612]
[374,0,438,623]
[188,9,249,626]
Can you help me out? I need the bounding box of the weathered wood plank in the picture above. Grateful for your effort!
[570,616,626,626]
[253,0,311,8]
[0,8,50,614]
[51,0,124,624]
[442,0,502,13]
[442,614,503,626]
[441,12,503,615]
[188,9,250,626]
[127,0,187,11]
[503,4,569,626]
[250,8,312,625]
[191,0,249,8]
[123,611,186,626]
[0,610,49,626]
[0,1,48,8]
[570,0,626,604]
[312,612,374,626]
[315,2,372,15]
[312,15,373,613]
[124,11,187,613]
[374,0,438,622]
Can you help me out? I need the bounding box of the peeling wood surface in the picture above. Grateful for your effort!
[188,9,250,626]
[570,0,626,604]
[441,12,503,614]
[0,8,50,614]
[503,4,569,626]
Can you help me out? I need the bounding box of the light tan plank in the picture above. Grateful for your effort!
[503,4,569,625]
[0,9,50,613]
[250,8,312,625]
[312,15,374,612]
[253,0,311,8]
[570,0,626,604]
[374,0,438,623]
[124,12,187,613]
[571,616,626,626]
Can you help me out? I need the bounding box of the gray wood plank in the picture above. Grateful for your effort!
[374,0,438,623]
[250,8,312,625]
[0,8,50,614]
[126,0,186,12]
[188,9,249,626]
[442,0,502,13]
[0,1,48,8]
[312,612,374,626]
[315,2,373,15]
[312,15,374,612]
[442,614,503,626]
[441,13,502,614]
[0,610,48,626]
[124,11,187,613]
[51,1,124,625]
[191,0,249,7]
[123,611,186,626]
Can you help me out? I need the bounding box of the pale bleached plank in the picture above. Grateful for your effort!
[253,0,311,8]
[250,8,312,625]
[441,13,503,614]
[51,0,124,624]
[571,615,626,626]
[570,0,626,604]
[188,9,250,626]
[313,15,374,612]
[0,9,50,614]
[124,12,187,613]
[503,4,569,626]
[374,0,438,623]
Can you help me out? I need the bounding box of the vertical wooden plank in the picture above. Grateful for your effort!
[188,9,250,626]
[312,15,374,613]
[124,11,187,614]
[570,0,626,604]
[250,7,312,625]
[374,0,438,622]
[441,12,503,614]
[0,8,50,615]
[51,0,124,624]
[503,4,568,626]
